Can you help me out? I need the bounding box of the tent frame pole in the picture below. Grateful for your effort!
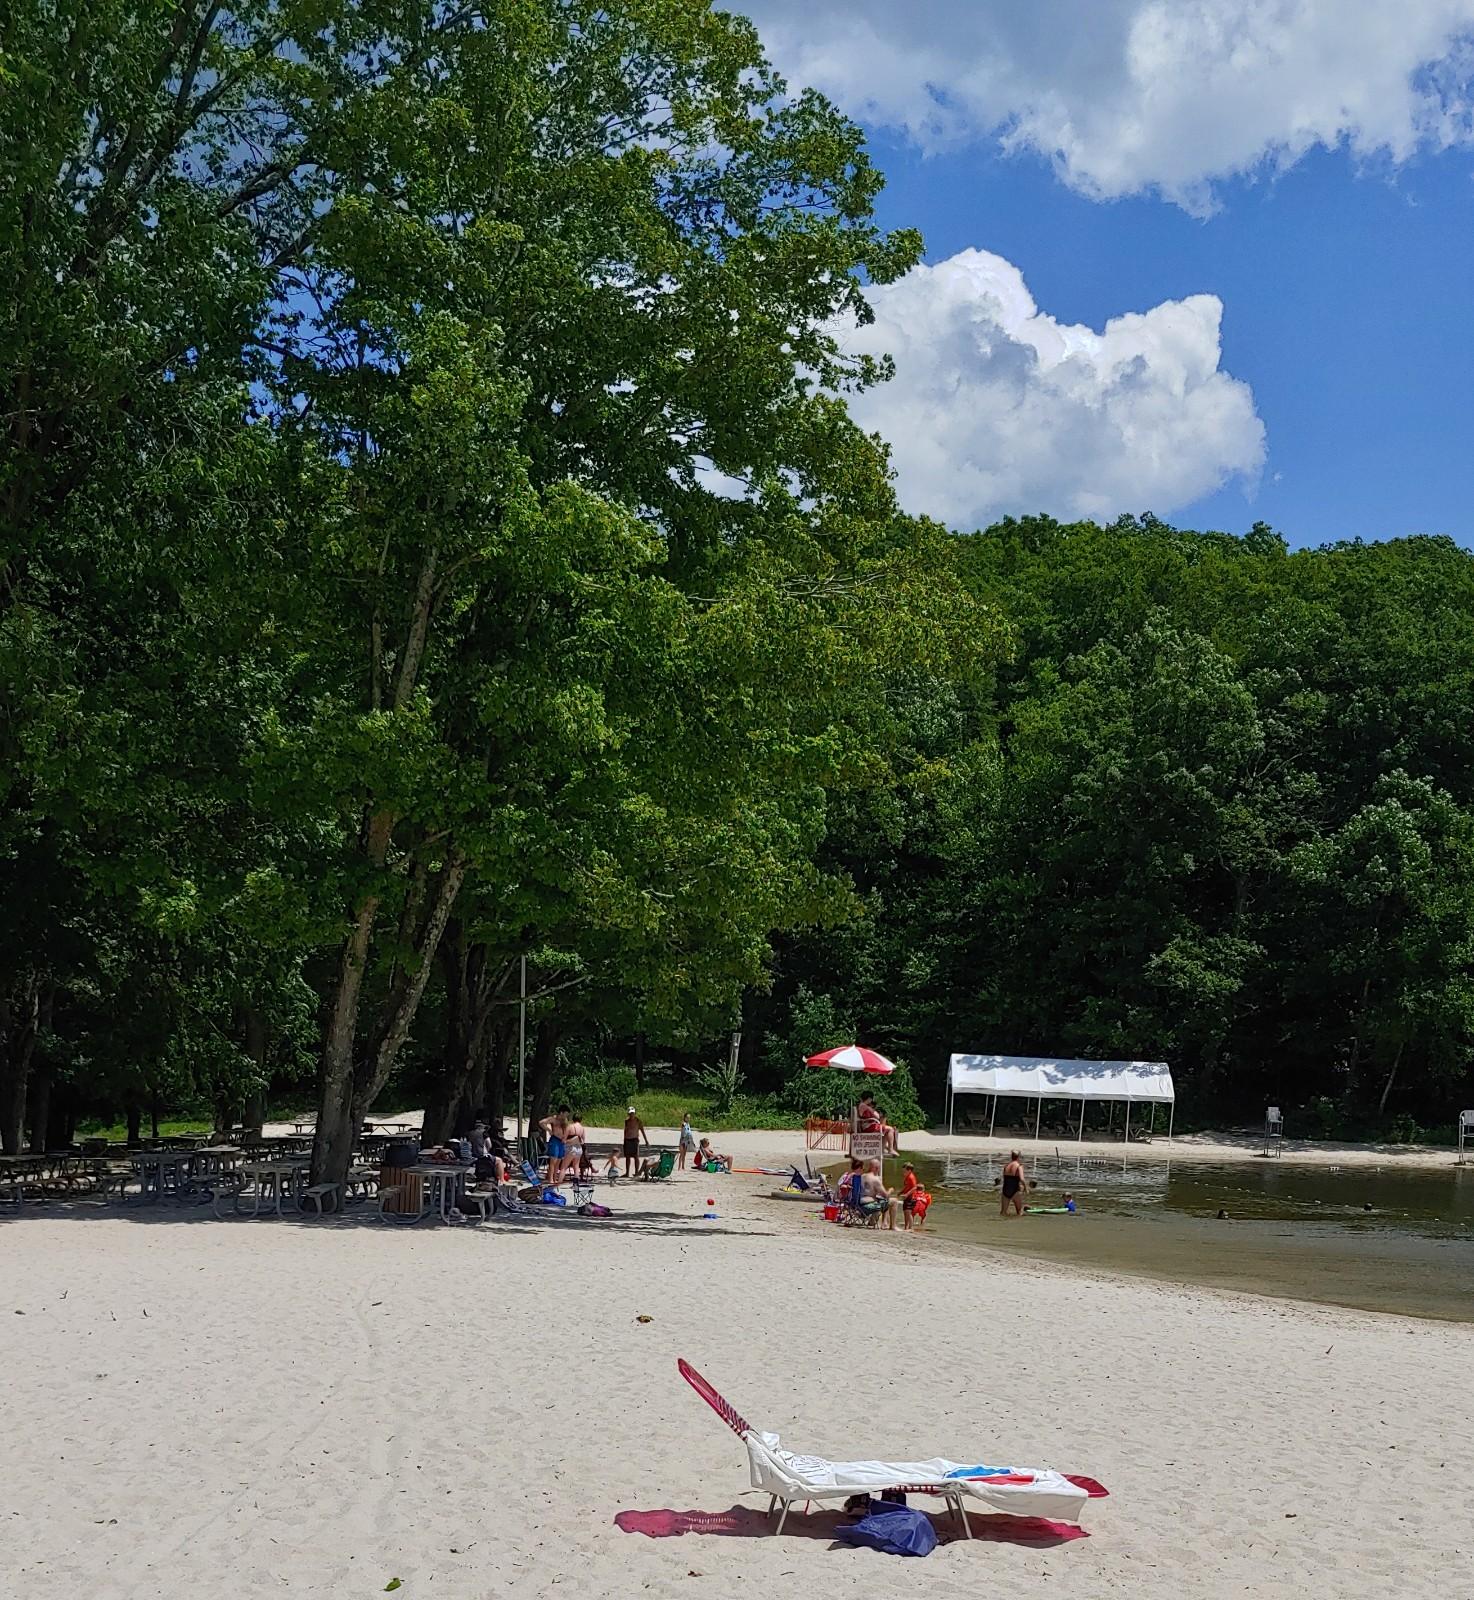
[1034,1096,1042,1146]
[1167,1101,1175,1142]
[988,1095,997,1139]
[1124,1099,1132,1147]
[1078,1099,1085,1142]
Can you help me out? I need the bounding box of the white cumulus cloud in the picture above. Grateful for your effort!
[840,249,1266,526]
[740,0,1474,208]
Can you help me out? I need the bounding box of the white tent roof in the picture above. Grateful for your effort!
[949,1053,1174,1104]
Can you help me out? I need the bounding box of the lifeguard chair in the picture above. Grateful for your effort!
[1262,1105,1284,1157]
[1458,1110,1474,1166]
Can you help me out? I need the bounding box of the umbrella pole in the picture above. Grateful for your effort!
[1034,1096,1042,1146]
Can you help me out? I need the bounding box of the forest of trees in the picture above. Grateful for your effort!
[4,2,1472,1169]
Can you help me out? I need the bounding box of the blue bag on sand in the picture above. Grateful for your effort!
[835,1507,937,1558]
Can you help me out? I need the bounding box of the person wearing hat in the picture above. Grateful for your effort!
[622,1105,650,1177]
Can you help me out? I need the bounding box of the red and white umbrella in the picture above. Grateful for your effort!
[805,1044,896,1075]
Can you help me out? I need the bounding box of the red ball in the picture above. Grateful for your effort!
[706,1197,714,1206]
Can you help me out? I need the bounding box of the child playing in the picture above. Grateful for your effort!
[603,1150,620,1181]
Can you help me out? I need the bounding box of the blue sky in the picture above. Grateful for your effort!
[863,134,1474,548]
[735,1,1474,548]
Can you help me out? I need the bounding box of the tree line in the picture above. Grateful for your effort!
[3,4,1469,1167]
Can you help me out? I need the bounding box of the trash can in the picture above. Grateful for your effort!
[379,1140,421,1216]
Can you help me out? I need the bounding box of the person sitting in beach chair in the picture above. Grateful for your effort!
[694,1138,731,1173]
[838,1159,895,1228]
[856,1091,900,1155]
[639,1149,676,1181]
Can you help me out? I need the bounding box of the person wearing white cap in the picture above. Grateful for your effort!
[622,1105,649,1177]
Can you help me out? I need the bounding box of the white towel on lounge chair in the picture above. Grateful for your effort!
[745,1431,1089,1522]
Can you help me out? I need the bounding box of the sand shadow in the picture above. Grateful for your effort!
[614,1504,1090,1546]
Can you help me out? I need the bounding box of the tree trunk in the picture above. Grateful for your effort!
[149,1089,160,1140]
[27,1064,53,1154]
[1377,1038,1406,1117]
[242,1006,269,1135]
[422,933,510,1144]
[126,1104,142,1146]
[355,852,469,1122]
[483,1019,510,1134]
[311,808,396,1189]
[0,976,40,1155]
[311,543,445,1194]
[527,1019,561,1133]
[634,1030,646,1089]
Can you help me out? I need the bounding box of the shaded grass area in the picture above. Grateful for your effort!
[577,1088,801,1133]
[75,1102,319,1142]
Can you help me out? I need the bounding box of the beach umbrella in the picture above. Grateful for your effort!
[805,1044,896,1075]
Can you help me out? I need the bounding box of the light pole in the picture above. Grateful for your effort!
[516,953,527,1155]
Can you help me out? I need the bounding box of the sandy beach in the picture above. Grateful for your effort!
[3,1155,1471,1600]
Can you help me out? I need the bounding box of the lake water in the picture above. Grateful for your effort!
[888,1152,1474,1322]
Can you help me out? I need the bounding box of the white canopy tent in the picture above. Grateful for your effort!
[947,1054,1175,1143]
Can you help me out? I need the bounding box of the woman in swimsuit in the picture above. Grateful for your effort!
[677,1113,696,1171]
[999,1150,1027,1218]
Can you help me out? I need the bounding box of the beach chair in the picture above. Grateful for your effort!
[677,1359,1098,1537]
[641,1150,676,1182]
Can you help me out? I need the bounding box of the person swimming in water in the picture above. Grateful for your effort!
[999,1151,1028,1218]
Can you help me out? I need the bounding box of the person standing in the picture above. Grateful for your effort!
[999,1150,1028,1218]
[622,1105,649,1177]
[539,1106,571,1183]
[677,1112,696,1171]
[563,1111,586,1181]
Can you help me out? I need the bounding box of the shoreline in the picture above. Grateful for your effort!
[568,1121,1470,1172]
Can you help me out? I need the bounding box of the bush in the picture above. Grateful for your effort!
[780,1060,927,1131]
[561,1062,637,1116]
[1386,1111,1424,1145]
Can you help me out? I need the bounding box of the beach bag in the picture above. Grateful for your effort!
[836,1506,936,1558]
[541,1187,567,1206]
[578,1202,612,1217]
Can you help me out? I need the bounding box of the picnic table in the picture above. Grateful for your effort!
[129,1145,242,1200]
[226,1158,313,1218]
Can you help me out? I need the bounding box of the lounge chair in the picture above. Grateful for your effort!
[641,1149,675,1181]
[678,1359,1095,1537]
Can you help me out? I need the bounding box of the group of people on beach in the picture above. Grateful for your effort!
[836,1157,931,1230]
[532,1105,732,1181]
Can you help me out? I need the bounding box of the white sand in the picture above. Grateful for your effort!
[4,1171,1469,1600]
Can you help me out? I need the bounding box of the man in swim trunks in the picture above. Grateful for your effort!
[622,1106,649,1177]
[1000,1150,1027,1217]
[539,1106,571,1182]
[860,1159,898,1229]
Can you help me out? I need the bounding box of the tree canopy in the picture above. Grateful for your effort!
[3,6,1471,1158]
